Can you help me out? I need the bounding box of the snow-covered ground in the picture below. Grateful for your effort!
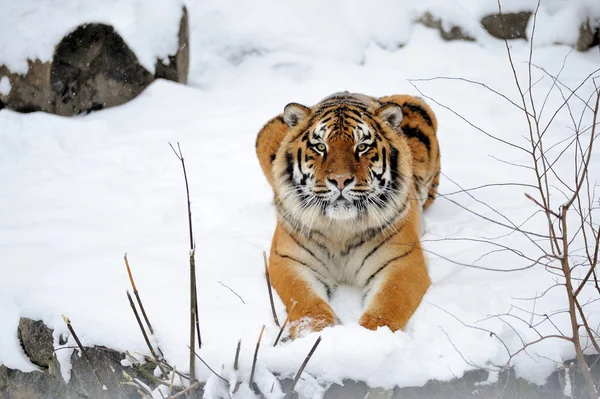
[1,1,600,398]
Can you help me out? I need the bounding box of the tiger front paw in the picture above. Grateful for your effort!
[359,312,403,332]
[289,313,336,339]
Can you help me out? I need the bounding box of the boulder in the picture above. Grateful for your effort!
[480,12,532,40]
[418,12,475,42]
[50,23,155,116]
[0,6,189,116]
[17,318,54,369]
[155,6,190,84]
[577,20,600,51]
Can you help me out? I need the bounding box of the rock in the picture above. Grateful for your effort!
[0,365,74,399]
[418,12,475,42]
[577,20,600,52]
[324,380,368,398]
[0,6,189,116]
[0,61,55,113]
[481,12,532,40]
[50,23,155,116]
[68,346,152,399]
[17,318,54,369]
[155,6,190,84]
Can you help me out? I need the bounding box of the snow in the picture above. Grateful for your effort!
[1,1,600,399]
[0,0,184,74]
[0,76,10,96]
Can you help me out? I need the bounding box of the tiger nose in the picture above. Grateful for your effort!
[328,174,354,190]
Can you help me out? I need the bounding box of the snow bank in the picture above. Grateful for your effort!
[0,0,184,74]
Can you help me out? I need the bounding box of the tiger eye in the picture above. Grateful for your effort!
[316,143,326,152]
[357,143,368,152]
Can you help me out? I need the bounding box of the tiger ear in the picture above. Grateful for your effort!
[283,103,311,128]
[375,103,403,130]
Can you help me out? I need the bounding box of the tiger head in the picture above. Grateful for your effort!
[272,92,413,233]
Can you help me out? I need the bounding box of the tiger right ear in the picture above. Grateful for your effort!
[375,102,403,130]
[283,103,311,127]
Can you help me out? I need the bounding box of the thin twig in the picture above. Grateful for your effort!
[263,251,280,327]
[169,142,202,389]
[168,366,177,396]
[169,142,202,354]
[217,281,246,304]
[126,291,168,379]
[274,301,297,346]
[249,325,265,389]
[168,382,200,399]
[287,336,322,395]
[234,339,241,371]
[124,254,157,335]
[61,315,107,392]
[188,346,229,385]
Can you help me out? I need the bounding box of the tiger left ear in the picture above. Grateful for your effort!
[283,103,311,128]
[375,103,403,130]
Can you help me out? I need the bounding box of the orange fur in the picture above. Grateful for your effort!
[256,92,439,338]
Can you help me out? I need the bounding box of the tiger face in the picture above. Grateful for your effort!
[272,93,413,233]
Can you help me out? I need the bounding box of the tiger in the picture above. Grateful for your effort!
[255,92,440,338]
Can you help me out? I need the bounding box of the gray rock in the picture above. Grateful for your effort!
[0,6,188,116]
[418,12,475,42]
[577,20,599,52]
[481,12,532,40]
[17,318,54,369]
[67,346,151,398]
[155,6,190,84]
[0,61,55,114]
[50,23,155,116]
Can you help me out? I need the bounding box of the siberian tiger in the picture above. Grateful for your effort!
[256,92,440,338]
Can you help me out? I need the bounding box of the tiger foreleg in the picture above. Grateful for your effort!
[359,248,430,332]
[268,251,337,339]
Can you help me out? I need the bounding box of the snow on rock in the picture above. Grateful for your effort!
[0,0,184,74]
[0,76,10,96]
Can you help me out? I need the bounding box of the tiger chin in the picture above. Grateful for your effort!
[256,92,441,339]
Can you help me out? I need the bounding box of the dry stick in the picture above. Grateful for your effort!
[169,142,201,389]
[287,336,322,394]
[124,254,165,359]
[559,87,600,399]
[61,315,107,392]
[124,254,156,335]
[126,291,168,379]
[168,382,201,399]
[273,301,297,347]
[188,346,229,384]
[233,339,241,371]
[169,142,202,349]
[168,366,177,396]
[561,208,598,399]
[188,249,197,389]
[217,281,246,304]
[263,251,280,327]
[249,325,266,389]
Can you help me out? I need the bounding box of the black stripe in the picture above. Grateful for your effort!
[315,277,333,299]
[357,231,397,272]
[288,232,329,269]
[296,148,302,174]
[365,246,416,285]
[402,103,433,127]
[274,251,329,281]
[402,126,431,155]
[284,151,294,183]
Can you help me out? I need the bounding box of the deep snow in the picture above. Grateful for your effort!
[1,2,600,399]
